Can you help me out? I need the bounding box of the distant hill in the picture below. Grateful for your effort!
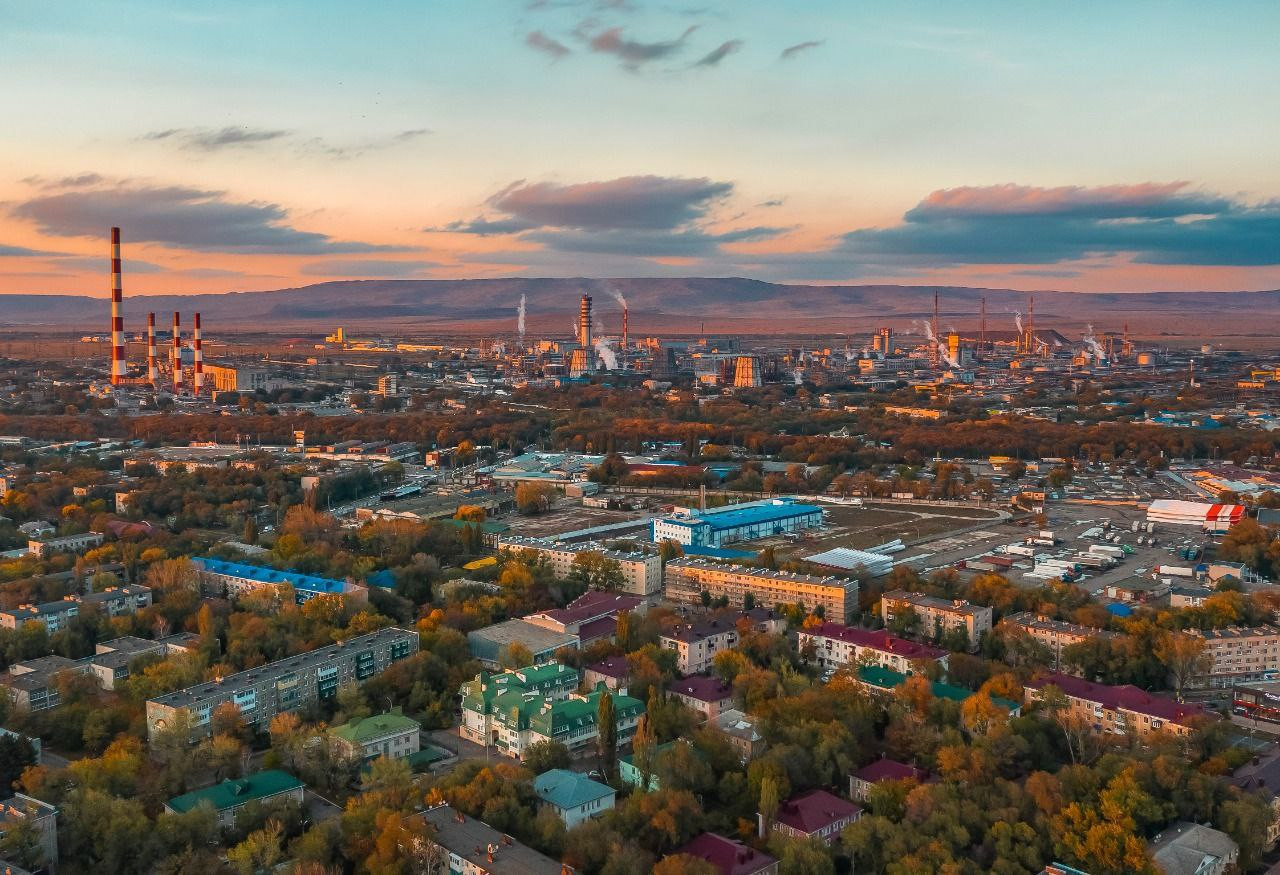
[1,278,1276,337]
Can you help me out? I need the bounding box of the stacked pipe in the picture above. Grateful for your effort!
[146,312,158,385]
[109,227,126,385]
[622,302,628,351]
[192,313,204,396]
[579,294,592,350]
[172,312,183,393]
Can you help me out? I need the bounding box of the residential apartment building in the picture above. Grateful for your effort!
[410,804,566,875]
[1024,672,1211,739]
[89,634,197,691]
[661,609,784,675]
[26,531,104,558]
[0,793,58,869]
[0,656,90,712]
[1186,626,1280,689]
[1000,613,1118,662]
[459,664,581,746]
[798,622,949,674]
[191,556,367,605]
[497,535,663,597]
[849,759,933,802]
[668,675,735,721]
[486,683,644,759]
[165,771,305,829]
[146,626,419,741]
[329,708,420,763]
[0,584,152,632]
[664,559,859,623]
[880,590,992,650]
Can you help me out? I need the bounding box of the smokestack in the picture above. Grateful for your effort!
[579,295,593,354]
[979,296,986,352]
[193,312,204,396]
[109,227,126,385]
[172,312,183,394]
[146,312,158,385]
[622,302,629,351]
[930,290,940,369]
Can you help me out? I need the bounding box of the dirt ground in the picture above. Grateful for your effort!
[755,501,1006,559]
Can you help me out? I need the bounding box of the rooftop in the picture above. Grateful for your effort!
[803,622,948,661]
[774,788,862,835]
[852,758,932,785]
[330,708,419,745]
[1026,672,1212,726]
[414,804,563,875]
[669,675,734,703]
[192,556,350,596]
[166,770,303,814]
[881,590,988,617]
[534,768,614,810]
[672,832,778,875]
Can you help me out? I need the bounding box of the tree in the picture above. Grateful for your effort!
[498,641,534,670]
[758,774,781,836]
[597,691,617,779]
[652,855,718,875]
[1155,632,1211,702]
[523,740,572,774]
[227,819,284,875]
[569,551,625,592]
[0,734,38,793]
[632,707,658,793]
[243,516,258,545]
[515,482,557,515]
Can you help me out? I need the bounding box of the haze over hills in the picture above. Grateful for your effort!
[0,278,1276,336]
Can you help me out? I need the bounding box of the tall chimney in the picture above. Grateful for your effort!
[172,312,183,393]
[930,290,940,369]
[193,312,204,396]
[109,227,126,385]
[622,301,629,351]
[146,312,158,385]
[579,295,593,355]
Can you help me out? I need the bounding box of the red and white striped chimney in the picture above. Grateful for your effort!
[193,312,204,396]
[172,312,183,393]
[109,227,126,385]
[146,312,158,385]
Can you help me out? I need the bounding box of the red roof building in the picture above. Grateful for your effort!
[670,833,779,875]
[769,788,862,844]
[1024,672,1213,739]
[799,622,949,675]
[849,758,933,801]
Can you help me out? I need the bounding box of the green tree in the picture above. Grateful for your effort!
[523,740,572,774]
[227,819,284,875]
[569,551,625,592]
[597,691,617,780]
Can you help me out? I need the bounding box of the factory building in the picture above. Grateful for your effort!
[650,498,824,548]
[201,363,275,393]
[664,559,859,623]
[146,626,418,741]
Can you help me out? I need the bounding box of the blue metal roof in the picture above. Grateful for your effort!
[192,557,348,595]
[695,500,822,531]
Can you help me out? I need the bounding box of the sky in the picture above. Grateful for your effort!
[2,0,1279,297]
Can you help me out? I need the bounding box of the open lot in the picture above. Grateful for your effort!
[764,500,1007,562]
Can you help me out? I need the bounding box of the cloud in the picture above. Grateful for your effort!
[526,30,571,59]
[831,182,1280,267]
[693,39,742,67]
[0,243,59,257]
[142,126,291,151]
[299,259,439,277]
[587,25,697,68]
[430,216,539,236]
[13,182,404,254]
[295,128,430,160]
[780,40,822,60]
[524,224,784,256]
[487,175,733,230]
[45,255,166,274]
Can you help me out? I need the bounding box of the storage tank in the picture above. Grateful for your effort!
[1130,521,1140,533]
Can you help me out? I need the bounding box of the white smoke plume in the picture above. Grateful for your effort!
[610,289,627,310]
[1082,324,1105,362]
[915,319,957,368]
[1014,311,1024,335]
[793,368,803,385]
[594,338,618,370]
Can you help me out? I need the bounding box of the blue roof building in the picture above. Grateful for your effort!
[534,769,616,828]
[191,557,366,604]
[651,497,824,548]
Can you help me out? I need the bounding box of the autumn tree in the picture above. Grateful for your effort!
[597,691,618,779]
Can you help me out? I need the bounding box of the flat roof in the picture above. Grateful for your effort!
[414,804,563,875]
[193,556,349,595]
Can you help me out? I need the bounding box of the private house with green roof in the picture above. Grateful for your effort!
[620,740,678,791]
[329,707,420,763]
[852,665,1021,722]
[534,768,615,828]
[164,770,304,828]
[459,664,580,746]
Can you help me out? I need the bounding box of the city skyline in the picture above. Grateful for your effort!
[3,0,1280,297]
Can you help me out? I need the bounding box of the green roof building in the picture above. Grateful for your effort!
[164,770,304,827]
[459,664,580,746]
[329,707,420,763]
[853,665,1021,720]
[534,768,616,828]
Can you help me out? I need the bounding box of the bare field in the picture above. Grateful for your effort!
[504,505,650,538]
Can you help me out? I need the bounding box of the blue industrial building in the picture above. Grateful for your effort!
[650,498,824,548]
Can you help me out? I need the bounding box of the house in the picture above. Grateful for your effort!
[766,788,861,844]
[164,770,305,828]
[620,740,679,791]
[1105,578,1171,604]
[852,665,1021,722]
[534,769,616,828]
[329,708,420,763]
[668,833,779,875]
[467,675,644,759]
[668,675,735,721]
[0,793,57,870]
[849,758,933,802]
[1231,749,1280,849]
[798,622,949,674]
[1149,821,1238,875]
[26,531,104,557]
[711,709,766,763]
[582,657,630,693]
[523,590,645,648]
